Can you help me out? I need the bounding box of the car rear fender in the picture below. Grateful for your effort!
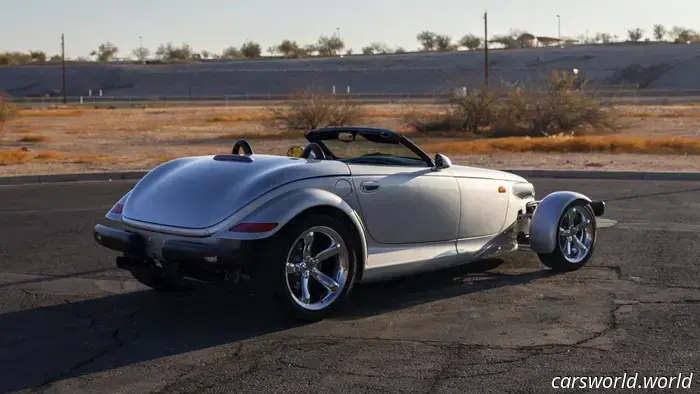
[529,191,600,254]
[105,190,132,222]
[215,188,368,264]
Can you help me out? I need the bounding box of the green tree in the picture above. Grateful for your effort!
[416,31,438,51]
[653,24,666,41]
[627,28,644,42]
[240,41,262,58]
[90,41,119,62]
[156,43,194,60]
[316,35,344,56]
[459,34,482,50]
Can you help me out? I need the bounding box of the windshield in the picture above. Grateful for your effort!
[316,131,427,166]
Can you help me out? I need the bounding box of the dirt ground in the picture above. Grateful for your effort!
[1,104,699,176]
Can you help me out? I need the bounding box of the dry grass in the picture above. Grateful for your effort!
[17,135,51,143]
[422,136,700,155]
[1,97,700,175]
[619,111,700,119]
[0,149,31,165]
[34,151,63,160]
[17,108,87,117]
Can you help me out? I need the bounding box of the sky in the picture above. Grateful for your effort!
[1,0,699,58]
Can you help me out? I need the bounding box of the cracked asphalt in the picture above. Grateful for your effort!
[1,178,699,393]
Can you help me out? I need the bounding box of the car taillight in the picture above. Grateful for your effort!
[229,222,278,233]
[110,203,124,214]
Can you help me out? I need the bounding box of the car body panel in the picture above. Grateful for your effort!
[347,164,461,244]
[122,154,350,230]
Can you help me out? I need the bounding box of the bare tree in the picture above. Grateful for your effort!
[90,41,119,62]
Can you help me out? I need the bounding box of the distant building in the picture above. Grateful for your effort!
[517,33,536,48]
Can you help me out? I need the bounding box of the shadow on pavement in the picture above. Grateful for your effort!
[0,258,554,392]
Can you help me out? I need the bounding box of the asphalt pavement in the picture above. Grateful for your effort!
[1,178,700,393]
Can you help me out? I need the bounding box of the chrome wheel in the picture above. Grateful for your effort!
[284,226,349,311]
[558,205,595,264]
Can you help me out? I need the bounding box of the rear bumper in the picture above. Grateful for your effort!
[93,224,249,267]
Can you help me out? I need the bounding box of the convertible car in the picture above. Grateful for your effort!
[93,126,605,321]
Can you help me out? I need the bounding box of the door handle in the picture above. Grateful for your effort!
[360,181,380,192]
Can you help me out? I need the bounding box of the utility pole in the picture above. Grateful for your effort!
[139,35,144,63]
[61,34,67,104]
[484,12,489,88]
[557,15,561,46]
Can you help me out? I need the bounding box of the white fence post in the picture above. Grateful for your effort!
[332,85,336,95]
[347,85,350,95]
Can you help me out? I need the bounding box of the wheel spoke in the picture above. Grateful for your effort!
[559,227,568,235]
[570,219,590,234]
[566,239,572,257]
[300,271,311,304]
[286,262,303,274]
[567,208,577,226]
[573,236,588,255]
[314,242,341,263]
[311,268,340,292]
[302,232,314,258]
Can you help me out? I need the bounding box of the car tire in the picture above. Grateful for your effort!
[537,200,597,273]
[254,213,359,322]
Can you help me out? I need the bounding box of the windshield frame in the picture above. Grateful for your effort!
[304,127,434,167]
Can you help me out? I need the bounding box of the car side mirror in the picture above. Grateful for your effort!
[433,153,452,170]
[287,146,303,158]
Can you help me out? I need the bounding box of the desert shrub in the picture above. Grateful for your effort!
[269,90,365,131]
[405,70,620,137]
[524,71,620,136]
[0,96,17,136]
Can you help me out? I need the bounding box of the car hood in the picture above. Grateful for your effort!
[122,154,350,229]
[448,165,528,183]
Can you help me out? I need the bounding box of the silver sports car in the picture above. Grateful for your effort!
[94,126,605,321]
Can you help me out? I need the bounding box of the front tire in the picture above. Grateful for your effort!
[537,200,597,272]
[256,213,359,322]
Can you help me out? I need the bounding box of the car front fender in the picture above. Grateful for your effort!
[215,187,368,262]
[529,191,597,254]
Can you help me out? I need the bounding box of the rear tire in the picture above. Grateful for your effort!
[537,200,597,272]
[254,213,359,322]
